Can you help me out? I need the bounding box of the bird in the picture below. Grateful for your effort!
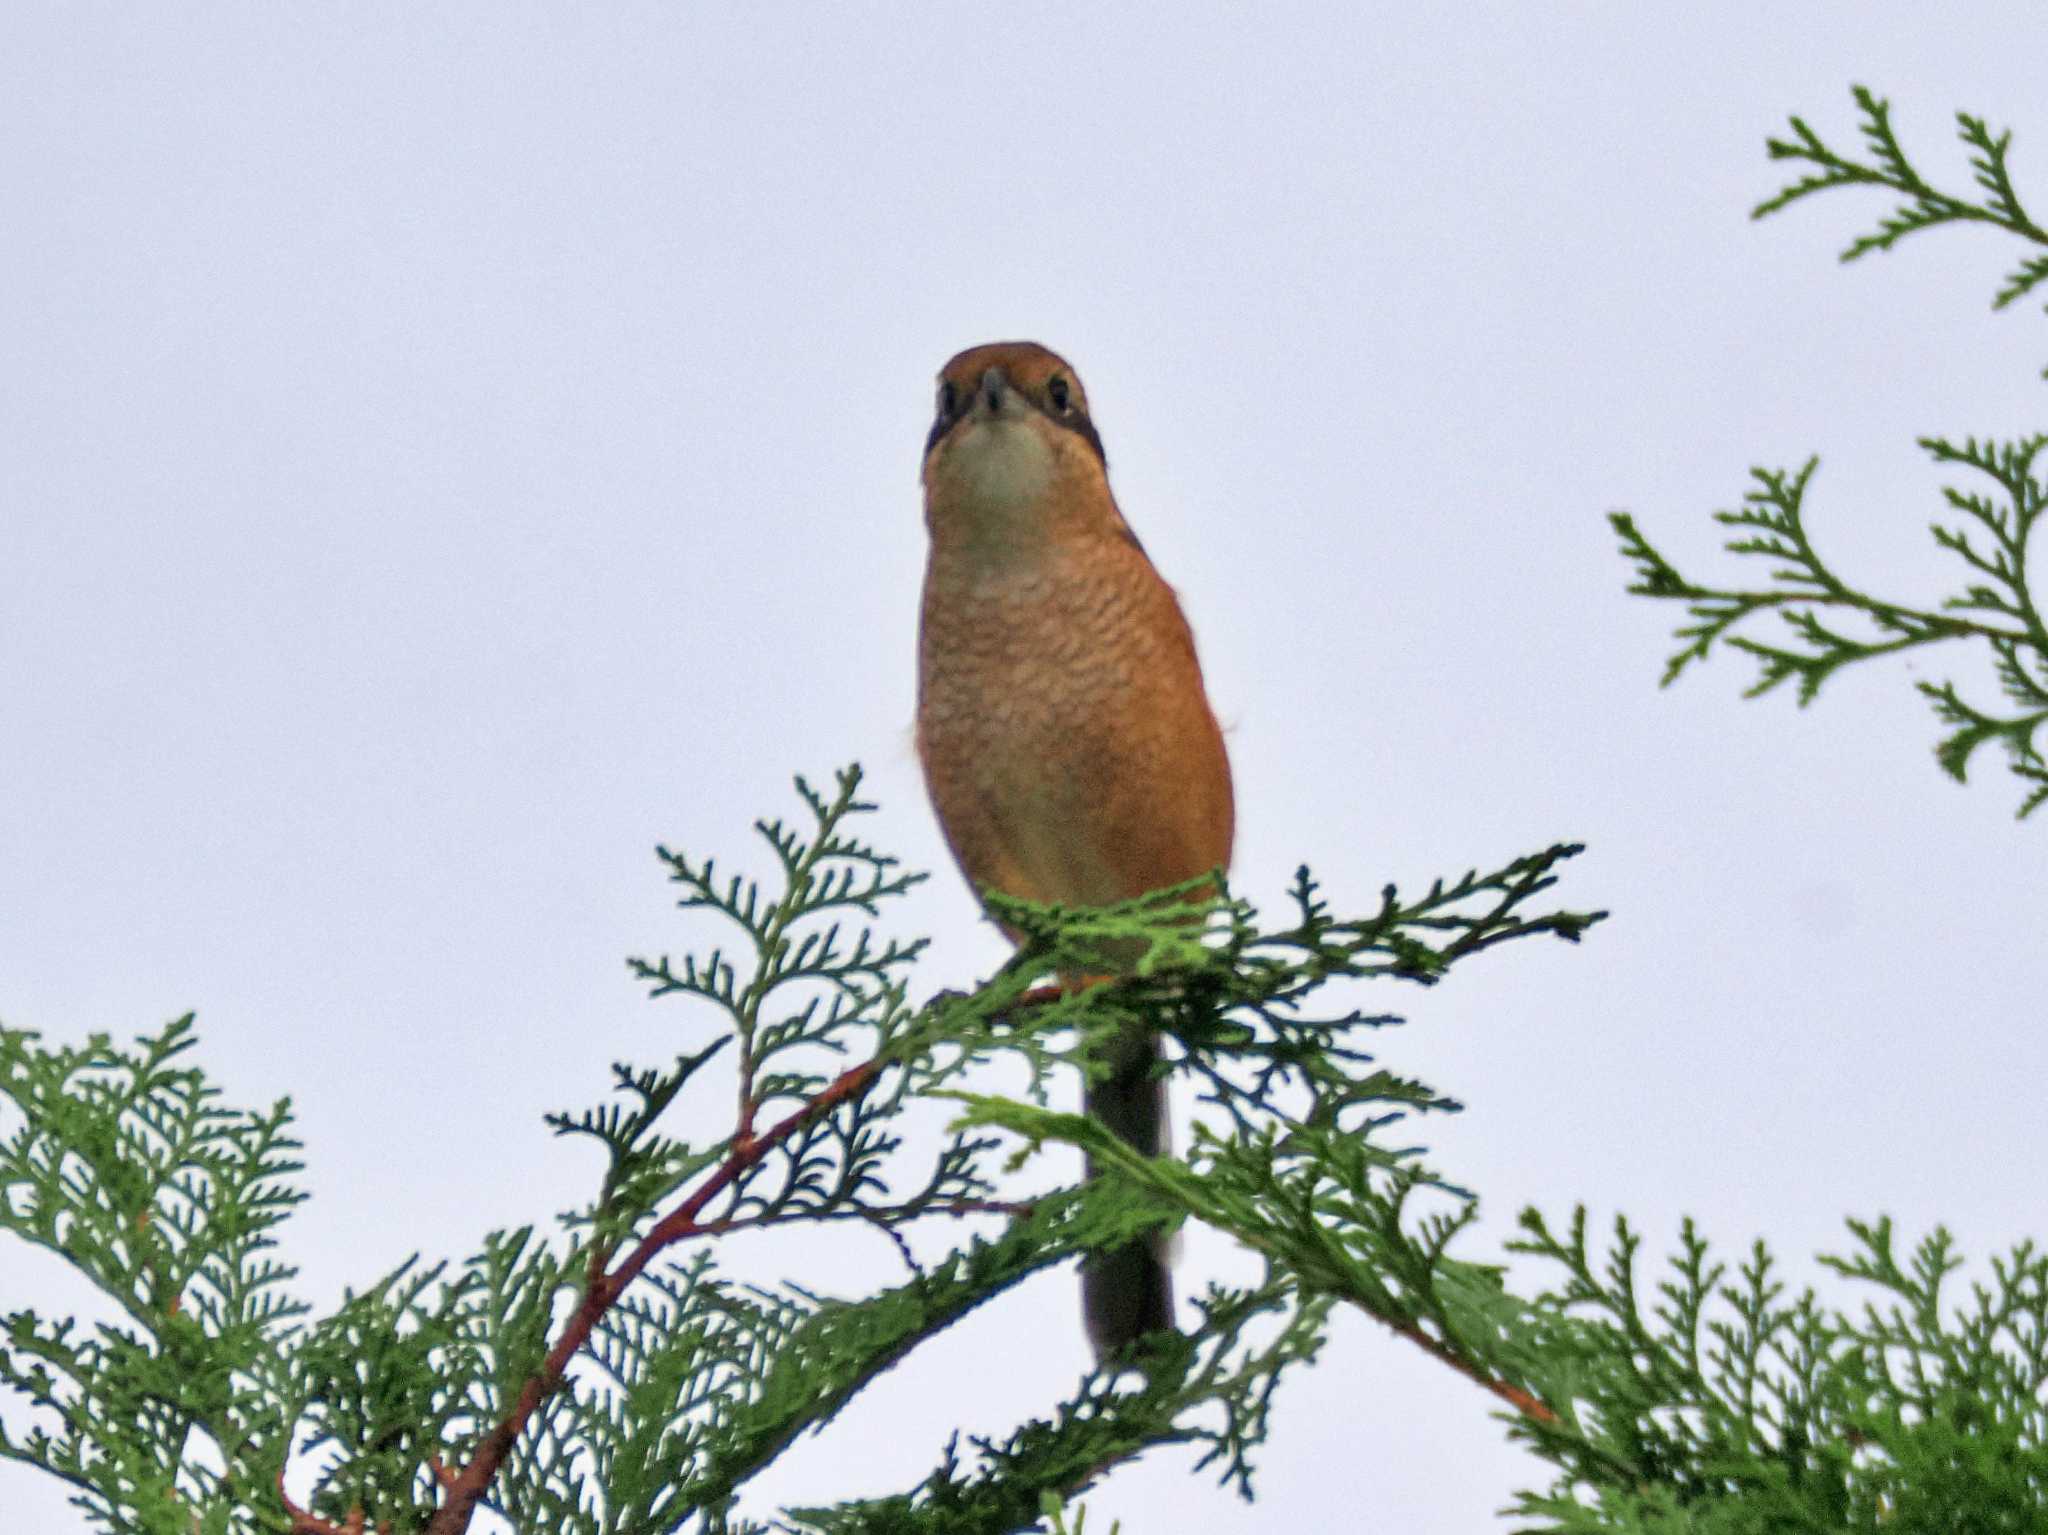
[914,340,1235,1360]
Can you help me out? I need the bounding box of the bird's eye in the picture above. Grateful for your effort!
[1047,377,1072,412]
[937,381,959,420]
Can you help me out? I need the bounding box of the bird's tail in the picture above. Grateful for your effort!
[1081,1015,1173,1359]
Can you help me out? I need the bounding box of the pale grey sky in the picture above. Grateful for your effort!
[5,6,2046,1532]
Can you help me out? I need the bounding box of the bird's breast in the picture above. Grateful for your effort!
[918,544,1159,754]
[916,535,1233,909]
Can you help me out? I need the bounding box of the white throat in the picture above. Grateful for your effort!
[947,417,1056,515]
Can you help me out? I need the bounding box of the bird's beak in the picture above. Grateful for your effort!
[978,366,1011,416]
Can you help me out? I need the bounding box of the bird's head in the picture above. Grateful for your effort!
[920,341,1118,548]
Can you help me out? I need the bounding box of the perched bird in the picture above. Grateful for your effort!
[915,340,1235,1359]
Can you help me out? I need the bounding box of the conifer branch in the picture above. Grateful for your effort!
[1618,90,2048,814]
[1755,86,2048,328]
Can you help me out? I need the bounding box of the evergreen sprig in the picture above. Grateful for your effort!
[5,761,2043,1532]
[0,768,1603,1533]
[783,1276,1322,1535]
[1754,85,2048,331]
[1615,88,2048,815]
[0,1015,307,1532]
[1500,1212,2048,1532]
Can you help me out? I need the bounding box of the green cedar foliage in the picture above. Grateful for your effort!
[1612,87,2048,816]
[8,764,2045,1533]
[0,768,1600,1534]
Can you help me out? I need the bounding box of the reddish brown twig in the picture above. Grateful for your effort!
[419,1056,885,1535]
[276,1468,354,1535]
[1378,1313,1556,1424]
[1008,981,1068,1010]
[684,1193,1031,1243]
